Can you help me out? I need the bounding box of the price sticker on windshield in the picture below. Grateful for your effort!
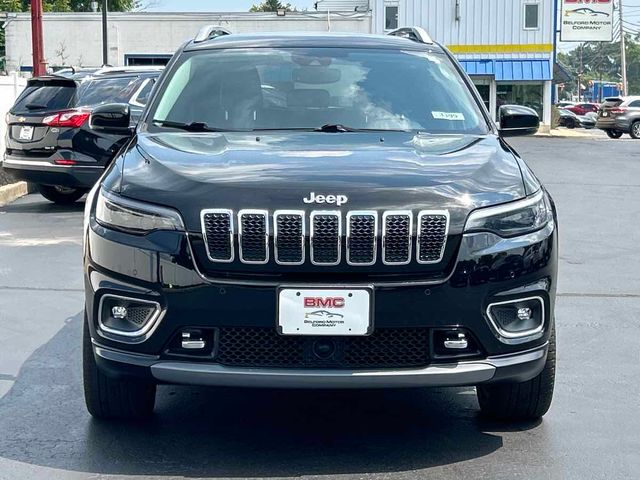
[432,111,465,121]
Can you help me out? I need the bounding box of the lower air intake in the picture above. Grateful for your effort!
[214,327,430,369]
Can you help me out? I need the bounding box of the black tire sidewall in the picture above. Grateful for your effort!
[37,184,87,204]
[606,130,623,139]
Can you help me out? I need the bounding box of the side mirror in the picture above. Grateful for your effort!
[90,103,132,134]
[498,105,540,137]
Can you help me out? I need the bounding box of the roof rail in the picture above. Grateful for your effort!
[93,66,165,75]
[194,25,232,44]
[387,27,434,45]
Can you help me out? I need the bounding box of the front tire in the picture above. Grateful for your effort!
[630,121,640,139]
[83,315,156,420]
[37,184,87,204]
[606,129,623,139]
[477,326,556,421]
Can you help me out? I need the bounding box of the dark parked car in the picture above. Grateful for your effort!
[596,96,640,139]
[1,67,162,203]
[82,27,557,423]
[558,108,596,129]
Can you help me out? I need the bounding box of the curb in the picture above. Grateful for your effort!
[535,130,598,139]
[0,182,28,207]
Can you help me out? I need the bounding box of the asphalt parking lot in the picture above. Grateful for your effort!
[0,136,639,480]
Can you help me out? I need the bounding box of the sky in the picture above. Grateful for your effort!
[147,0,640,15]
[145,0,640,52]
[145,0,317,11]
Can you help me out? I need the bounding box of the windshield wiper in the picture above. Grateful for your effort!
[314,124,357,133]
[314,124,412,133]
[25,103,48,110]
[152,120,231,132]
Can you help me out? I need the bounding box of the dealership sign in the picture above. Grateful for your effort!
[560,0,614,42]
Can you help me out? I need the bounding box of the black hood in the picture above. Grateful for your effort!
[118,131,528,233]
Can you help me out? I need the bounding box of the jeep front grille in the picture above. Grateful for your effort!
[346,211,377,265]
[382,211,413,265]
[310,211,341,265]
[201,209,234,263]
[238,210,269,264]
[200,209,449,267]
[274,211,305,265]
[417,211,449,264]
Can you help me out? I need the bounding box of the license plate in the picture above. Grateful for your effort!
[19,126,34,141]
[277,287,373,336]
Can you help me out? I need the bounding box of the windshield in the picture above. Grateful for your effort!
[12,82,75,114]
[148,47,488,134]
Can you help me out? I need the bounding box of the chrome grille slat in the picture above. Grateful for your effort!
[417,211,449,264]
[274,210,305,265]
[238,210,269,264]
[199,209,450,267]
[310,211,342,266]
[201,209,234,263]
[347,211,378,266]
[382,211,412,265]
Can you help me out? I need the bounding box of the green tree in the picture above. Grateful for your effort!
[557,36,640,98]
[5,0,139,11]
[250,0,292,12]
[0,0,139,71]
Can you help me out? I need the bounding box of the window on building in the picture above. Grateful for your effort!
[125,54,172,66]
[496,83,543,118]
[385,3,399,30]
[524,3,540,30]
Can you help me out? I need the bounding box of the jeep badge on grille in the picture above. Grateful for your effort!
[303,192,348,206]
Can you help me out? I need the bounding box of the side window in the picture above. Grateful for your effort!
[385,2,399,30]
[130,79,155,107]
[524,2,540,30]
[629,100,640,108]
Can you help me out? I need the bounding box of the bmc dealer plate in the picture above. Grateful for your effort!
[277,287,373,336]
[19,126,34,141]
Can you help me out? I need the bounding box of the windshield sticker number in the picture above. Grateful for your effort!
[432,111,465,121]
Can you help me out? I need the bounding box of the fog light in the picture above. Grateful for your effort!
[487,296,544,339]
[98,294,162,338]
[517,307,532,321]
[112,306,128,319]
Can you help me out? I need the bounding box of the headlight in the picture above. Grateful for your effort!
[95,188,185,234]
[464,190,553,238]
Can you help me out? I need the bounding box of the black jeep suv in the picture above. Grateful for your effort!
[82,27,557,422]
[2,67,161,203]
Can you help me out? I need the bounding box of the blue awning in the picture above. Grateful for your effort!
[460,60,552,81]
[459,59,494,76]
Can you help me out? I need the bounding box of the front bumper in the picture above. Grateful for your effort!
[94,341,548,388]
[84,208,558,387]
[1,155,103,188]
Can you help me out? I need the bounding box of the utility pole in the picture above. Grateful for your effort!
[619,0,628,95]
[577,43,583,102]
[30,0,45,76]
[102,0,108,66]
